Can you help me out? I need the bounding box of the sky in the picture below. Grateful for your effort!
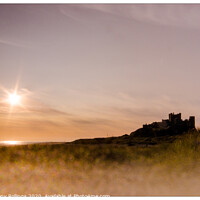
[0,4,200,141]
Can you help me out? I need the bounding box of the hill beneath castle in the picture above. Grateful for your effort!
[71,113,196,146]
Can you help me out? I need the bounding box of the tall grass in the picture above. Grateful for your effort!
[0,130,200,195]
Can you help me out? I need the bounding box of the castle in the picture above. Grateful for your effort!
[142,113,195,134]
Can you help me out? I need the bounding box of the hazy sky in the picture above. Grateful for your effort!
[0,4,200,141]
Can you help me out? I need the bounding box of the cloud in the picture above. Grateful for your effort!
[0,87,70,116]
[81,4,200,30]
[83,92,187,125]
[0,38,30,48]
[71,118,113,126]
[0,101,69,116]
[25,104,69,116]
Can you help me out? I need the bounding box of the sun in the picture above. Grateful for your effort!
[8,92,21,106]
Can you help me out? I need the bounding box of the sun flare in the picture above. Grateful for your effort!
[8,92,21,106]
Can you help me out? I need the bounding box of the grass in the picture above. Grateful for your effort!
[0,130,200,196]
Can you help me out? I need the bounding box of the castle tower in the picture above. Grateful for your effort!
[189,116,195,129]
[169,113,173,122]
[169,113,181,124]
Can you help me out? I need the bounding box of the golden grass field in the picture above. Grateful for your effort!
[1,131,200,196]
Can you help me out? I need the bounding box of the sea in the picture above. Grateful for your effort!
[0,140,73,146]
